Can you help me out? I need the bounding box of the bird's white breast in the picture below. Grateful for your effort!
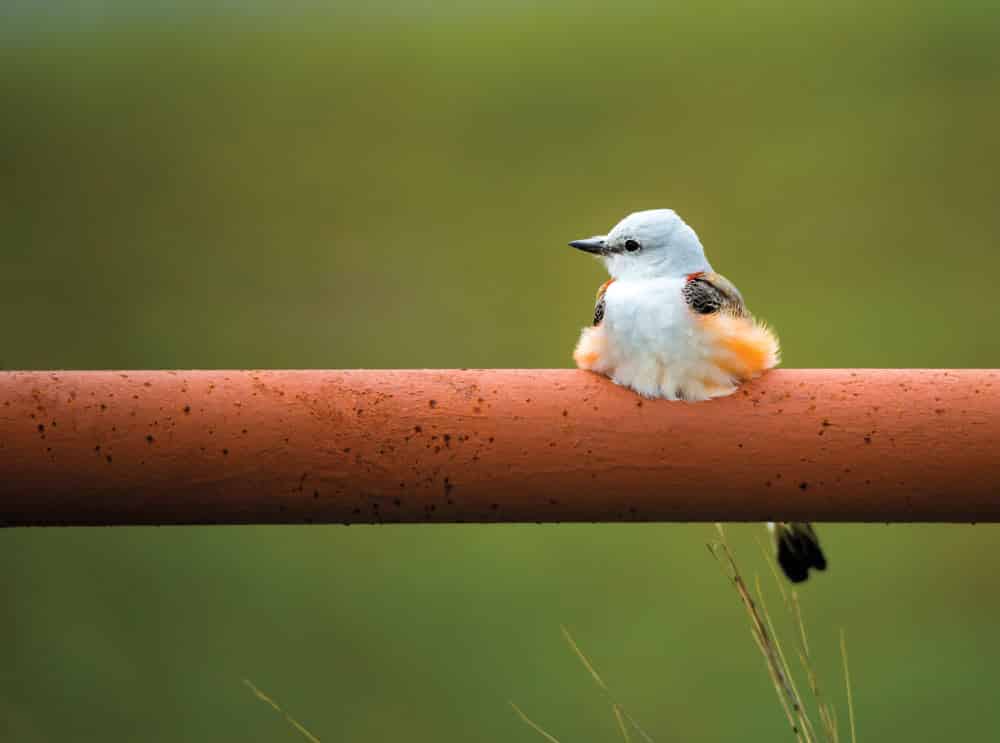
[603,277,693,359]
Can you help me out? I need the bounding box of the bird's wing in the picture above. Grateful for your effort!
[592,278,615,326]
[682,272,748,317]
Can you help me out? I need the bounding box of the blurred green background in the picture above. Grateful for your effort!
[3,1,1000,740]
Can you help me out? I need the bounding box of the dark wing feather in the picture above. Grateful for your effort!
[593,296,606,326]
[592,278,615,326]
[682,272,747,317]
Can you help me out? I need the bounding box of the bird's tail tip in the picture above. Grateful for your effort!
[773,522,827,583]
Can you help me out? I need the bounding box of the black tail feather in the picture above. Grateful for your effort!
[775,522,827,583]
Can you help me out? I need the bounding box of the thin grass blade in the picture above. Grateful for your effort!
[243,679,322,743]
[509,702,564,743]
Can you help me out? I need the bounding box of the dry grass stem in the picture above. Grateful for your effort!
[840,630,857,743]
[510,702,564,743]
[560,626,656,743]
[612,705,632,743]
[755,538,840,741]
[511,627,655,743]
[710,526,809,741]
[754,574,819,741]
[711,525,858,743]
[243,679,322,743]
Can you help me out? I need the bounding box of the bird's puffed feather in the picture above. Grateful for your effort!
[575,272,778,401]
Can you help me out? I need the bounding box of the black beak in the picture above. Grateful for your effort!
[568,236,608,255]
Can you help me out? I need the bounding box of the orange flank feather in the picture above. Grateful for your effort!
[702,313,780,382]
[573,325,609,371]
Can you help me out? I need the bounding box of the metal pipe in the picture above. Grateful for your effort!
[0,369,996,525]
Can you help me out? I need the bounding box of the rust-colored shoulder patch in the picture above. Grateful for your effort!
[596,277,616,301]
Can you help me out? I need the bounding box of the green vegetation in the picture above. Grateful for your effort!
[2,2,999,740]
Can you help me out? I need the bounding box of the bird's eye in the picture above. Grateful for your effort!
[624,239,641,252]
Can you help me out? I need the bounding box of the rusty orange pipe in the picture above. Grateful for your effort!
[0,370,997,526]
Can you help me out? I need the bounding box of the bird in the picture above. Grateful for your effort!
[568,208,826,583]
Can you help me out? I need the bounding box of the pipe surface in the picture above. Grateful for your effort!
[0,369,997,526]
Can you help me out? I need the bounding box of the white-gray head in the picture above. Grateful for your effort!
[569,209,712,280]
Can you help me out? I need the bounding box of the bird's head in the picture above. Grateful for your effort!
[569,209,711,280]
